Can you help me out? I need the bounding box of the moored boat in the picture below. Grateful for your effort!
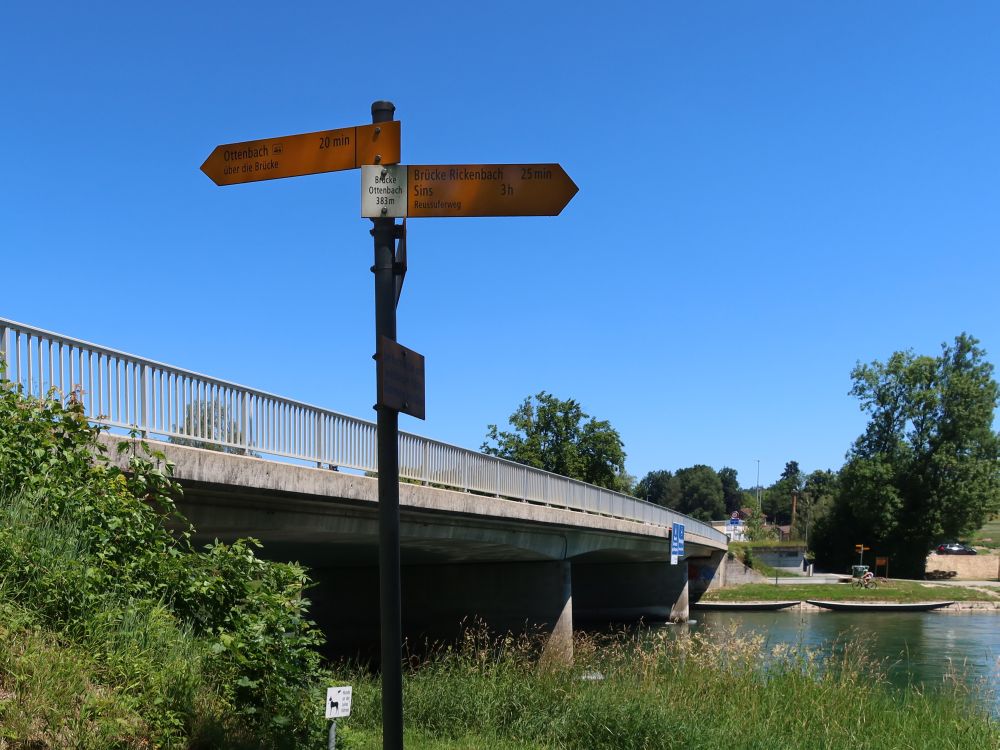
[806,600,954,612]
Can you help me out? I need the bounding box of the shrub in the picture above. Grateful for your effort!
[0,377,327,747]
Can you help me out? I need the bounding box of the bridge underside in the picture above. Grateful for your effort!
[110,439,727,660]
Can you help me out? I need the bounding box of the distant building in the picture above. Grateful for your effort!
[711,518,746,542]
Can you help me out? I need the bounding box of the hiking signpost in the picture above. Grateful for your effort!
[855,544,871,566]
[201,103,578,750]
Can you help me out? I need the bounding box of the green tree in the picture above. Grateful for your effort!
[634,469,677,506]
[718,467,743,515]
[813,334,1000,576]
[743,506,776,542]
[482,391,629,491]
[797,469,838,544]
[673,465,725,521]
[170,399,256,456]
[762,460,803,526]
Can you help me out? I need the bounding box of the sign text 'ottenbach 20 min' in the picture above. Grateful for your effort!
[201,121,401,186]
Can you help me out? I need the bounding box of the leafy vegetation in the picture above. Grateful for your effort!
[0,373,328,747]
[482,391,631,492]
[333,625,998,750]
[635,465,742,522]
[169,398,256,456]
[812,334,1000,577]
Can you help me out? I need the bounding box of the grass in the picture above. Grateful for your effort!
[701,580,999,602]
[0,600,156,749]
[730,539,807,549]
[971,515,1000,551]
[330,625,999,750]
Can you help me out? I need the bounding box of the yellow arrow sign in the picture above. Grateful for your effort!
[201,121,400,186]
[407,164,578,217]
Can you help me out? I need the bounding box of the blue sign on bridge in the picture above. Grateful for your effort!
[670,522,685,564]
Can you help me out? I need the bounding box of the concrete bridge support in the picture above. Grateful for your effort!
[688,549,730,599]
[403,560,574,664]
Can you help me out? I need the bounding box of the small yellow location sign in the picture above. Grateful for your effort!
[201,121,401,186]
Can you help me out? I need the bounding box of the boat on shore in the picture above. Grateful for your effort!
[806,600,954,612]
[693,600,800,611]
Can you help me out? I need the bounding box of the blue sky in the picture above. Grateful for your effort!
[4,2,998,488]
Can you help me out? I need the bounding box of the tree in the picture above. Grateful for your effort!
[796,469,838,543]
[743,506,776,542]
[813,334,1000,576]
[762,460,803,526]
[718,467,743,515]
[634,469,677,507]
[637,465,731,519]
[170,399,255,456]
[673,465,725,521]
[482,391,628,491]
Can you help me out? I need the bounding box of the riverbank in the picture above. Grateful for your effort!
[334,626,999,750]
[696,599,1000,612]
[699,580,1000,604]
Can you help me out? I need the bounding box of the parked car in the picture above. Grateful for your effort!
[935,542,977,555]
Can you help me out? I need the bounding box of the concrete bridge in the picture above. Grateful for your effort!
[3,318,729,658]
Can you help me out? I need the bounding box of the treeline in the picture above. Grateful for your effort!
[633,461,839,532]
[486,334,1000,578]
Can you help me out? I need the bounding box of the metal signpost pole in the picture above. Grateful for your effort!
[370,99,404,750]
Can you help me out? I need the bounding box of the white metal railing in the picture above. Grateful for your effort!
[0,318,724,543]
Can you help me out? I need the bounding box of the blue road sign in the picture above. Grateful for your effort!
[671,522,685,563]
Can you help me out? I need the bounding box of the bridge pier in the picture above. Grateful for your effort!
[403,560,574,665]
[688,549,729,599]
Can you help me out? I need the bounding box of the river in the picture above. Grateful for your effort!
[684,610,999,713]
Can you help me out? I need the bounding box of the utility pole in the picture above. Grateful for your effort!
[755,459,761,511]
[371,100,404,750]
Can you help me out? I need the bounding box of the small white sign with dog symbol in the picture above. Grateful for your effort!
[326,686,352,719]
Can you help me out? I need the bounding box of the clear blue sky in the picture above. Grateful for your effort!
[4,3,999,488]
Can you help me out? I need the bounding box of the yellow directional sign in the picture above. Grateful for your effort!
[407,164,578,217]
[361,164,578,218]
[201,121,400,186]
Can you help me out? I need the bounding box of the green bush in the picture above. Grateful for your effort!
[0,377,327,747]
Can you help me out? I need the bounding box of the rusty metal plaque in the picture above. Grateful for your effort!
[377,336,425,420]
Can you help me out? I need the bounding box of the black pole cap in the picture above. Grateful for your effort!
[371,100,396,123]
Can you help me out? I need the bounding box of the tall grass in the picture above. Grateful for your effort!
[336,624,998,750]
[0,490,228,747]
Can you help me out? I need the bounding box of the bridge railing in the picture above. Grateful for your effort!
[0,318,722,542]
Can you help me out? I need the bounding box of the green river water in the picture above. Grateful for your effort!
[685,611,999,713]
